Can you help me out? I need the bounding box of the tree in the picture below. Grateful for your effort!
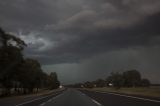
[0,28,26,95]
[109,72,124,89]
[106,76,113,87]
[141,78,150,87]
[84,81,94,88]
[16,59,44,94]
[93,79,105,87]
[48,72,60,89]
[123,70,141,87]
[0,28,26,49]
[0,27,61,96]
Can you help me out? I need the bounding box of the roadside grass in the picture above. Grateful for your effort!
[83,86,160,98]
[0,88,65,99]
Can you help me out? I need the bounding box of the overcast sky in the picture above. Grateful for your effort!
[0,0,160,84]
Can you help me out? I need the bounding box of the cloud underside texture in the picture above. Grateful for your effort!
[0,0,160,83]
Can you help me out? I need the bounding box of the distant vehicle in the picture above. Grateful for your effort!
[109,83,113,87]
[59,85,63,89]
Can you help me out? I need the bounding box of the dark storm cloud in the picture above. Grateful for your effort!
[0,0,58,31]
[36,12,160,64]
[1,0,160,83]
[0,0,158,64]
[0,0,160,64]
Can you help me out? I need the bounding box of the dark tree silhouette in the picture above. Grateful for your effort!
[123,70,141,87]
[0,28,26,95]
[48,72,60,89]
[0,27,61,96]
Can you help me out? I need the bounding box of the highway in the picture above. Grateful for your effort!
[0,88,160,106]
[80,89,160,106]
[39,89,98,106]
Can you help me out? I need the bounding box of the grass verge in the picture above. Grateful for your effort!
[0,88,65,99]
[82,86,160,98]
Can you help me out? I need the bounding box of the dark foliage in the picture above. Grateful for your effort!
[0,27,60,96]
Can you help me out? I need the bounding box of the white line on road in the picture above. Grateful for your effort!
[39,92,65,106]
[39,102,46,106]
[79,90,103,106]
[92,99,102,106]
[47,99,52,102]
[94,91,160,103]
[16,92,60,106]
[16,96,49,106]
[52,92,64,100]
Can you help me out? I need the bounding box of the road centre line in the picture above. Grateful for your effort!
[79,91,102,106]
[92,99,103,106]
[47,99,52,102]
[39,102,46,106]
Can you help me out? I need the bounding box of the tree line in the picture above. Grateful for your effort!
[0,28,60,96]
[68,70,150,89]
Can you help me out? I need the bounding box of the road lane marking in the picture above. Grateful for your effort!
[107,92,160,103]
[39,92,65,106]
[79,90,103,106]
[16,92,62,106]
[39,102,46,106]
[47,99,52,102]
[93,91,160,103]
[16,96,50,106]
[52,92,64,100]
[92,99,102,106]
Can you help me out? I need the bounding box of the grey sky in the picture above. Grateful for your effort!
[0,0,160,84]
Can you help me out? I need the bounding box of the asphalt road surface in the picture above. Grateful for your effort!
[0,88,160,106]
[80,89,160,106]
[39,89,98,106]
